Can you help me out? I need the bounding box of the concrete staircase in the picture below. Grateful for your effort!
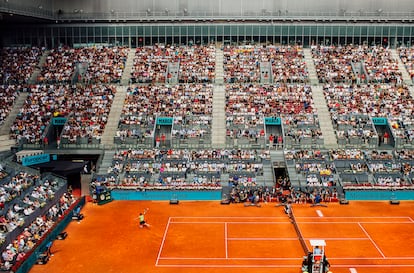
[390,49,413,86]
[258,161,274,186]
[0,91,29,136]
[312,86,338,149]
[0,135,16,152]
[303,48,319,86]
[215,46,224,85]
[100,86,128,148]
[29,50,49,84]
[270,150,301,187]
[270,150,285,162]
[97,150,116,175]
[211,46,226,149]
[120,48,136,86]
[211,84,226,149]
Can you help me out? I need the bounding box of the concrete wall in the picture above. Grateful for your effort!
[52,0,414,15]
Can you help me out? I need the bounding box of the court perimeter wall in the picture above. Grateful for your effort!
[345,190,414,200]
[111,190,222,201]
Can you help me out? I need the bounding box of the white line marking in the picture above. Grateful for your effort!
[226,237,368,241]
[358,222,386,258]
[302,238,369,241]
[335,265,414,268]
[156,264,303,268]
[170,221,291,224]
[228,237,299,241]
[316,210,323,217]
[171,216,289,219]
[224,222,228,259]
[158,256,414,261]
[156,217,171,266]
[169,221,413,224]
[159,257,302,260]
[292,221,412,224]
[349,267,358,273]
[331,257,414,260]
[156,264,414,268]
[296,216,411,219]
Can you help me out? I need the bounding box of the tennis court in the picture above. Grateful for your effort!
[29,200,414,273]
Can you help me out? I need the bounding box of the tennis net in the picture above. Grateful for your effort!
[289,207,309,255]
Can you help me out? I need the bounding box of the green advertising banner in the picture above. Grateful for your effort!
[156,117,173,125]
[22,154,50,166]
[52,117,68,126]
[264,117,281,125]
[372,117,387,125]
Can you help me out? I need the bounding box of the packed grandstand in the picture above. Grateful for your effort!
[1,0,414,270]
[1,41,414,271]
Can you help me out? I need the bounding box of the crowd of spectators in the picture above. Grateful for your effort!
[226,84,314,116]
[323,83,414,146]
[363,46,402,84]
[1,191,76,271]
[0,47,44,84]
[225,83,317,147]
[38,46,128,84]
[93,149,270,190]
[131,44,215,83]
[60,85,116,144]
[311,44,362,83]
[0,172,61,236]
[117,84,212,144]
[312,44,403,84]
[223,45,308,83]
[0,85,19,126]
[332,114,377,146]
[284,149,326,161]
[9,84,116,145]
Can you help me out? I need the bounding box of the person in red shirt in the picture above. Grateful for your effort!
[269,134,274,148]
[155,136,160,148]
[383,131,389,145]
[277,135,283,148]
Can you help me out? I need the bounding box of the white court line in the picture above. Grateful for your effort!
[228,237,299,241]
[293,221,412,224]
[156,264,302,268]
[316,210,324,217]
[168,221,413,224]
[171,216,289,219]
[334,264,414,268]
[156,217,171,266]
[349,267,358,273]
[227,237,369,241]
[169,221,291,224]
[358,222,386,258]
[330,257,414,260]
[296,216,412,219]
[159,257,302,260]
[224,222,228,259]
[158,256,414,261]
[156,264,414,268]
[302,237,369,241]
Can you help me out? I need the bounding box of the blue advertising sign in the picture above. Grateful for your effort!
[156,117,173,125]
[52,117,67,126]
[372,117,387,125]
[22,154,50,166]
[264,117,281,125]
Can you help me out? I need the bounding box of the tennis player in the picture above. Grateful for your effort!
[139,208,151,228]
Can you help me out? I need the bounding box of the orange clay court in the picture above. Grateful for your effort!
[29,200,414,273]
